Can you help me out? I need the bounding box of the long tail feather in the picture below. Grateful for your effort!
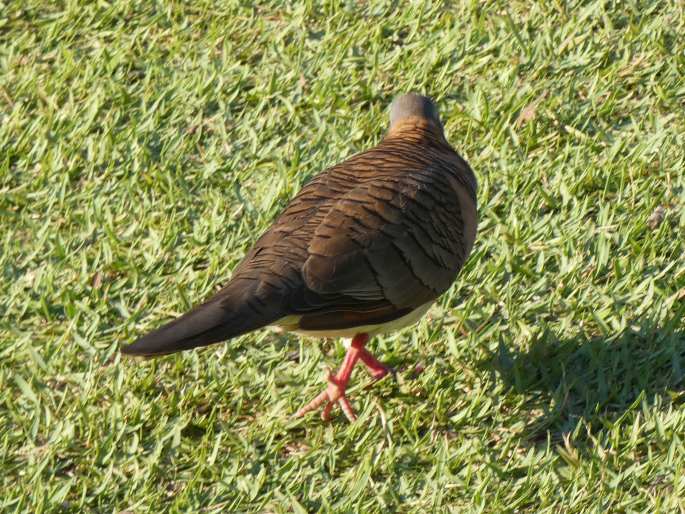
[122,291,279,357]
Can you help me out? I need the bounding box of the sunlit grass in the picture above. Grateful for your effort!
[1,1,684,511]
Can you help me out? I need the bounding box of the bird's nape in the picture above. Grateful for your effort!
[389,93,443,131]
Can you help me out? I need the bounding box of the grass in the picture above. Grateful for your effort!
[1,0,685,511]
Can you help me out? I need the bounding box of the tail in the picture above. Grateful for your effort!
[121,286,281,357]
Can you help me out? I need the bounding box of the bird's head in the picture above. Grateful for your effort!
[388,93,444,136]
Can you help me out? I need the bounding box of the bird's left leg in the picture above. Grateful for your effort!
[357,346,392,380]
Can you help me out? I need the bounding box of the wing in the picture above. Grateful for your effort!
[302,167,472,316]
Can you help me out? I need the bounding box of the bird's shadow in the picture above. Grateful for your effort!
[484,312,685,445]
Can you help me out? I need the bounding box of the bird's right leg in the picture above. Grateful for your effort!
[295,333,370,422]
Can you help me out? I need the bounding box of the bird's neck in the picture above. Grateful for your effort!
[385,117,446,143]
[385,117,478,205]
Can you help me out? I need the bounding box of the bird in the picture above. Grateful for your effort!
[122,93,478,422]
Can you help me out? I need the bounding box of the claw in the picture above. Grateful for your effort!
[295,369,357,421]
[294,333,389,423]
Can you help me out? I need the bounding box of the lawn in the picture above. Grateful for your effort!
[2,1,685,512]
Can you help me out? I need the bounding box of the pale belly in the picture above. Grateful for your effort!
[270,301,433,338]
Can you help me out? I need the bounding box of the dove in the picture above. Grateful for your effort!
[122,93,478,422]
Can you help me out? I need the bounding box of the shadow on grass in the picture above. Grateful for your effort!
[488,312,685,443]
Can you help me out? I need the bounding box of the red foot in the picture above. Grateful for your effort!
[294,368,357,421]
[295,333,390,422]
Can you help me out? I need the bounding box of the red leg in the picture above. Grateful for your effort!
[358,347,392,380]
[295,333,374,422]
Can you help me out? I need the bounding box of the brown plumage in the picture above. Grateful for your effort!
[122,93,478,421]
